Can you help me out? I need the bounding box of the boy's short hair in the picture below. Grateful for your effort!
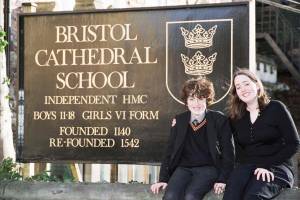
[181,77,215,105]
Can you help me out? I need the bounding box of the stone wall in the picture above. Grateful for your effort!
[0,181,299,200]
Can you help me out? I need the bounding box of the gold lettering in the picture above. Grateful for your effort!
[65,138,115,148]
[82,111,112,120]
[129,110,159,120]
[44,95,117,105]
[33,111,56,120]
[121,138,140,148]
[49,138,63,147]
[59,126,108,136]
[56,71,135,90]
[35,47,157,66]
[55,24,137,43]
[122,94,148,104]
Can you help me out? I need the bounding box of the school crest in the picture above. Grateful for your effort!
[166,19,233,105]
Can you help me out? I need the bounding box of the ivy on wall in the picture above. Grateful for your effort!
[0,27,8,53]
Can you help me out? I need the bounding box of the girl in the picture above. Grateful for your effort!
[223,69,300,200]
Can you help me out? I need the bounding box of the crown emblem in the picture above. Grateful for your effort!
[181,51,217,76]
[180,24,217,49]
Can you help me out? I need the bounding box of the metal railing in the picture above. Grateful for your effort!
[256,2,300,70]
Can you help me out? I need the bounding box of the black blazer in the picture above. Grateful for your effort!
[159,109,234,183]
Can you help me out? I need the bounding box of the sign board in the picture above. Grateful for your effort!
[17,2,249,163]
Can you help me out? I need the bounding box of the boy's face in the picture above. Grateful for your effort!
[187,95,206,115]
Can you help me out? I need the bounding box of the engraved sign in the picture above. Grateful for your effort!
[18,3,249,163]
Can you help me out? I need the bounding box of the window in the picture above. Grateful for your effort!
[264,64,267,72]
[270,66,274,74]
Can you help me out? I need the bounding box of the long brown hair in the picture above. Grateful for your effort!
[227,69,270,120]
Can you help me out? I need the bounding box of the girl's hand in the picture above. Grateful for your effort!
[254,168,274,182]
[213,182,226,195]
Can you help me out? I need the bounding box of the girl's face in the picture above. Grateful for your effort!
[234,74,259,104]
[187,96,206,115]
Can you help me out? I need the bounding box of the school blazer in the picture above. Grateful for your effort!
[159,110,234,183]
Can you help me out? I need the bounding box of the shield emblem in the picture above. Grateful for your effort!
[166,19,233,105]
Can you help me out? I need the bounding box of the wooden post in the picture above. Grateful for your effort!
[22,163,35,178]
[127,165,133,182]
[20,2,37,178]
[110,164,118,183]
[143,165,149,184]
[34,163,47,175]
[83,164,92,182]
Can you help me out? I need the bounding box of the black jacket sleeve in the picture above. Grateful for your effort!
[258,101,300,168]
[216,116,235,183]
[230,120,247,165]
[159,121,177,183]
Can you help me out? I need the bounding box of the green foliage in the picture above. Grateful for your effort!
[26,169,75,182]
[4,94,13,100]
[0,158,22,181]
[25,171,60,182]
[0,27,8,53]
[2,77,11,86]
[0,158,74,182]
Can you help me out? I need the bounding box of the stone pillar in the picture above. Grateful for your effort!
[110,164,118,183]
[74,0,95,10]
[36,0,56,12]
[21,2,37,13]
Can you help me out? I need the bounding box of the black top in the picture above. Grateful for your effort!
[231,100,300,169]
[159,110,234,183]
[179,122,214,167]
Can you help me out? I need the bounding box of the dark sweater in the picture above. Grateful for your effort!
[159,110,234,183]
[231,100,300,169]
[179,123,214,167]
